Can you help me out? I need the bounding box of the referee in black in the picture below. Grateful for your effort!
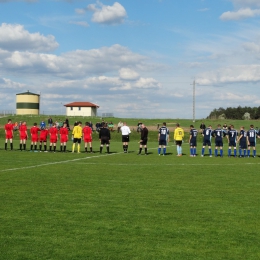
[138,123,148,155]
[99,123,111,153]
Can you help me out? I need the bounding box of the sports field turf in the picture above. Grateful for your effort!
[1,139,260,260]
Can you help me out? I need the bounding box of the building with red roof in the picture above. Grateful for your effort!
[64,102,99,117]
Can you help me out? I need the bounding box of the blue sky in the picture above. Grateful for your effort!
[0,0,260,119]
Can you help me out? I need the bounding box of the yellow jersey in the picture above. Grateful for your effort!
[174,127,184,141]
[72,125,82,139]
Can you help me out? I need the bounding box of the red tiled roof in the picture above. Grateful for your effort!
[64,102,99,108]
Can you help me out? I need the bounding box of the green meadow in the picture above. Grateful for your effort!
[0,116,260,259]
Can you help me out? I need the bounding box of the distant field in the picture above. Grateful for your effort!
[1,139,260,259]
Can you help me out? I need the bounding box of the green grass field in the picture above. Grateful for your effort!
[1,135,260,259]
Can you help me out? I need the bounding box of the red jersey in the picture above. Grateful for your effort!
[39,129,49,141]
[59,127,68,143]
[83,126,92,137]
[5,123,13,133]
[30,126,40,136]
[19,125,27,139]
[83,126,92,142]
[49,127,58,143]
[49,127,58,137]
[5,123,13,139]
[31,126,40,142]
[59,127,68,136]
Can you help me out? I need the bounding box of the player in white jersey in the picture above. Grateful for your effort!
[120,122,131,153]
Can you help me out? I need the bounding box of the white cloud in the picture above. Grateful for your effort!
[87,1,127,24]
[197,65,260,85]
[87,3,97,12]
[119,68,139,80]
[44,74,160,93]
[0,23,59,52]
[213,92,255,101]
[220,8,260,20]
[0,77,26,89]
[243,42,260,53]
[134,77,162,89]
[0,44,149,78]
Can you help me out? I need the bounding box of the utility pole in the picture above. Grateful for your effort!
[191,80,196,122]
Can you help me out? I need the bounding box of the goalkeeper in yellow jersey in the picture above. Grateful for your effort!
[174,123,184,156]
[72,121,82,153]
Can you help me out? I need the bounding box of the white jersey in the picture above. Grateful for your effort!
[121,125,131,135]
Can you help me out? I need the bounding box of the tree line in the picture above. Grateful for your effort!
[207,106,260,120]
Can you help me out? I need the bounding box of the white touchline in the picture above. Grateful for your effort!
[0,152,121,172]
[0,144,173,172]
[1,144,259,172]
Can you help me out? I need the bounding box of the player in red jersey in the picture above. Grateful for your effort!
[39,127,49,152]
[19,121,28,151]
[30,123,40,151]
[59,123,69,152]
[83,122,93,153]
[49,124,58,152]
[4,119,13,150]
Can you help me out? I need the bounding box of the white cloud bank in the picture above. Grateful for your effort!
[119,68,139,80]
[0,23,59,52]
[0,21,162,107]
[197,65,260,85]
[220,8,260,20]
[220,0,260,20]
[87,1,127,24]
[76,1,127,25]
[0,44,151,79]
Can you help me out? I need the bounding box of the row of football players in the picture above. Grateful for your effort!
[156,123,259,157]
[188,124,259,157]
[3,119,260,156]
[3,119,94,152]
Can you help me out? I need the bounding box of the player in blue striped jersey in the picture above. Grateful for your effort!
[189,125,198,157]
[247,125,258,157]
[201,125,213,157]
[158,122,169,156]
[226,125,238,157]
[212,124,226,157]
[237,126,247,157]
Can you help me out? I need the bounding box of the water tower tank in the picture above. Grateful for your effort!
[16,91,40,115]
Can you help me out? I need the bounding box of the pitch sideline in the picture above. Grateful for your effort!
[0,144,171,172]
[1,144,259,172]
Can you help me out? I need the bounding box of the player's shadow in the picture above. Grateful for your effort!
[136,152,154,155]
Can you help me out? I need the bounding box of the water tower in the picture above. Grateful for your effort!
[16,90,40,115]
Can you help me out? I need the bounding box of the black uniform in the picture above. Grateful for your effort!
[99,127,111,145]
[140,127,148,145]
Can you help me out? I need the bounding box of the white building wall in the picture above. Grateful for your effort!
[66,107,97,116]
